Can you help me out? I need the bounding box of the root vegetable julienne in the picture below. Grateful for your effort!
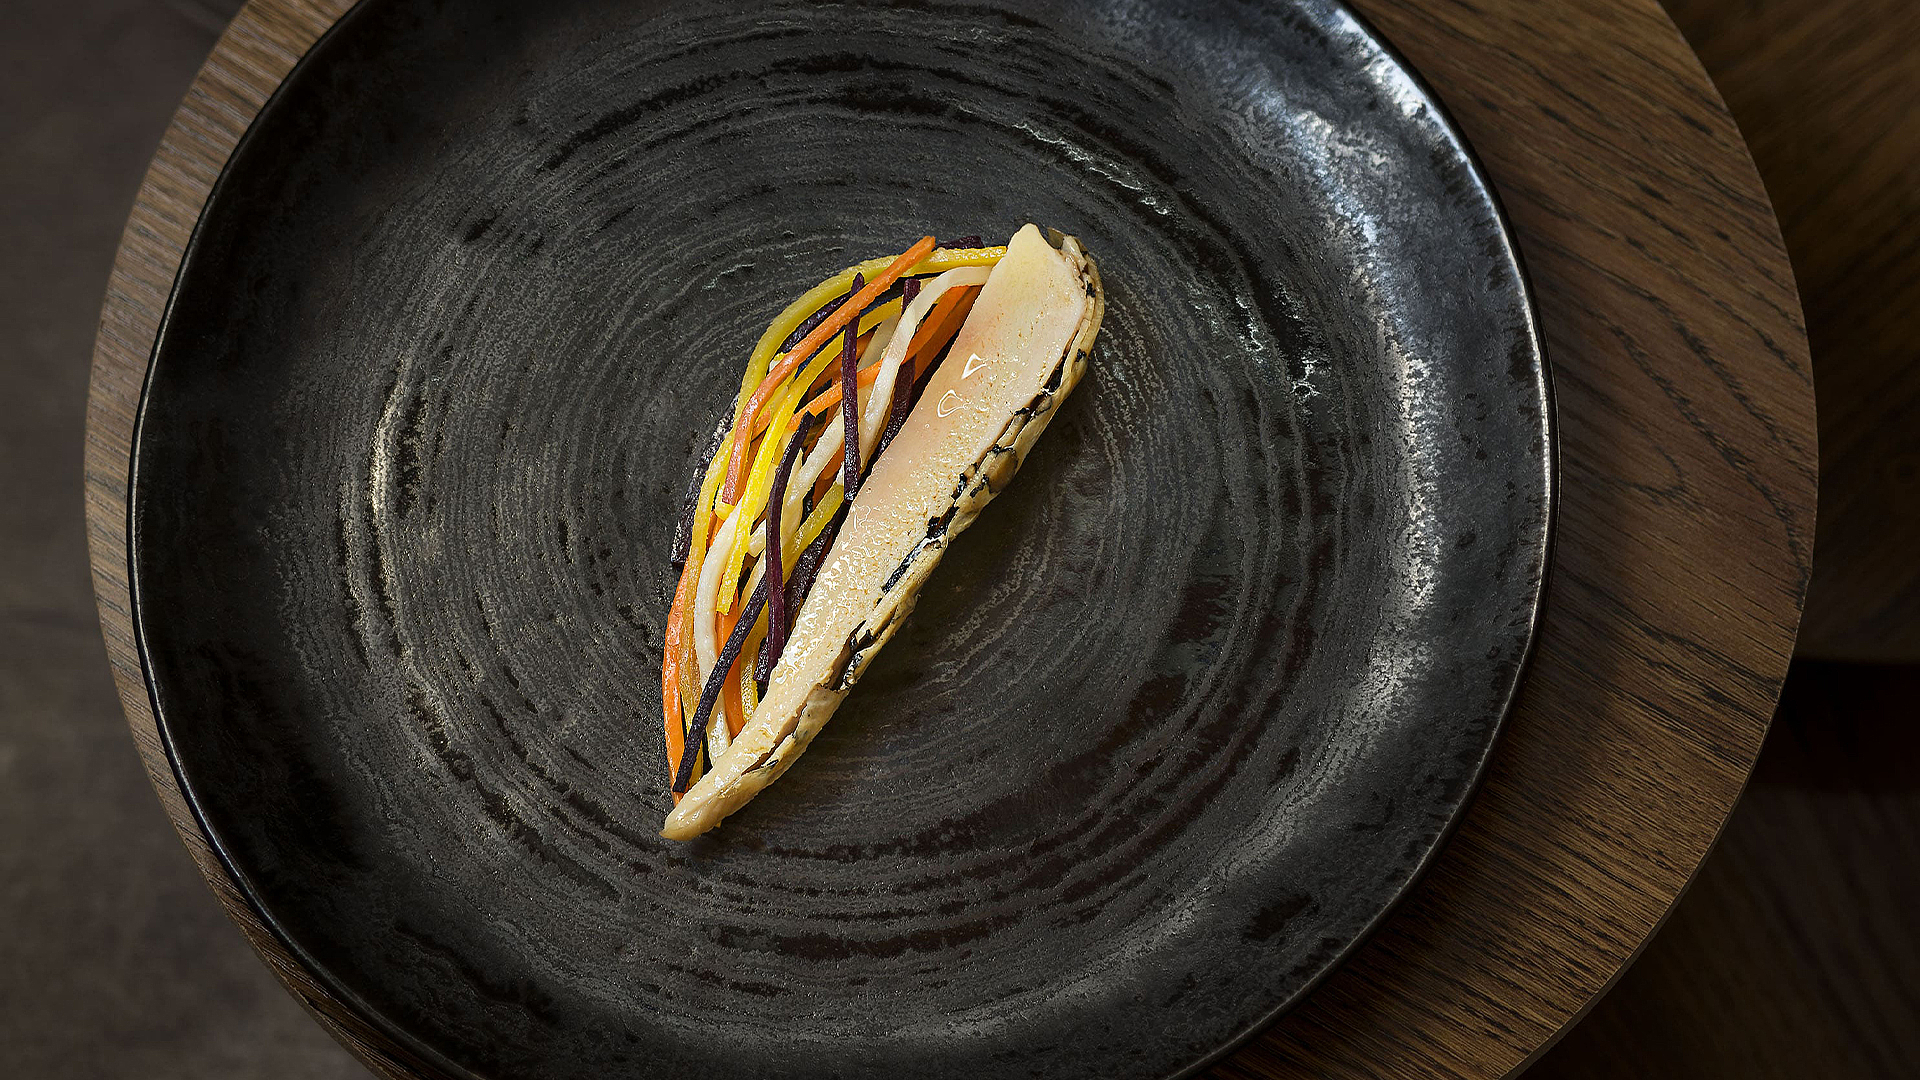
[659,227,1102,840]
[663,237,1001,792]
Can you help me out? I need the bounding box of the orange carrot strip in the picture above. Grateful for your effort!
[727,659,751,738]
[786,287,976,435]
[716,603,746,741]
[794,358,883,426]
[661,555,700,803]
[756,331,873,438]
[909,284,980,361]
[721,236,936,503]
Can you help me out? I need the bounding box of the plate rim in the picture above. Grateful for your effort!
[1166,3,1560,1072]
[124,1,1557,1077]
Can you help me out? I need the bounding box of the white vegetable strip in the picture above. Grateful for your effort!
[705,554,771,761]
[692,508,741,680]
[746,317,898,559]
[772,271,990,542]
[699,319,897,670]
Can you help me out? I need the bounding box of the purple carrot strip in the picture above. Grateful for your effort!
[674,577,769,793]
[779,294,845,353]
[778,276,931,353]
[671,414,731,568]
[762,411,816,683]
[753,615,775,685]
[949,234,982,249]
[870,280,928,461]
[838,273,864,500]
[878,278,925,445]
[874,358,915,463]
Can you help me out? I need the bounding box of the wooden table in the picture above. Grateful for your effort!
[83,1,1816,1077]
[1666,0,1920,662]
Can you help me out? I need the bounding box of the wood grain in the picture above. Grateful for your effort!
[83,1,1815,1078]
[1526,661,1920,1079]
[1662,0,1920,661]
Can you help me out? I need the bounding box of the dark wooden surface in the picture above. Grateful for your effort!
[1523,4,1920,1072]
[82,2,1815,1078]
[1528,661,1920,1078]
[0,0,362,1076]
[1664,0,1920,660]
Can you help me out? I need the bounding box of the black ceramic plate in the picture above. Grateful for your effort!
[130,1,1551,1077]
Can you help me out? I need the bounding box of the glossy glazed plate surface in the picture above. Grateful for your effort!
[130,1,1552,1077]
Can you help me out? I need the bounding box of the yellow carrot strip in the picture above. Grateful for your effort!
[736,614,767,736]
[790,483,845,557]
[721,237,936,504]
[707,248,1002,521]
[687,436,734,559]
[717,246,1003,485]
[715,321,864,612]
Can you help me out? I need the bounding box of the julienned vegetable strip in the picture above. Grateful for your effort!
[720,236,935,505]
[661,552,697,801]
[686,435,733,568]
[663,235,1015,803]
[671,416,728,568]
[692,507,740,673]
[838,279,864,500]
[718,613,745,754]
[878,357,916,462]
[765,413,816,683]
[676,576,768,793]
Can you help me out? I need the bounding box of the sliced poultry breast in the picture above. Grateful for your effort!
[662,224,1103,840]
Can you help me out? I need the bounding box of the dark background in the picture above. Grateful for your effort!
[1,1,1912,1077]
[1,0,364,1076]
